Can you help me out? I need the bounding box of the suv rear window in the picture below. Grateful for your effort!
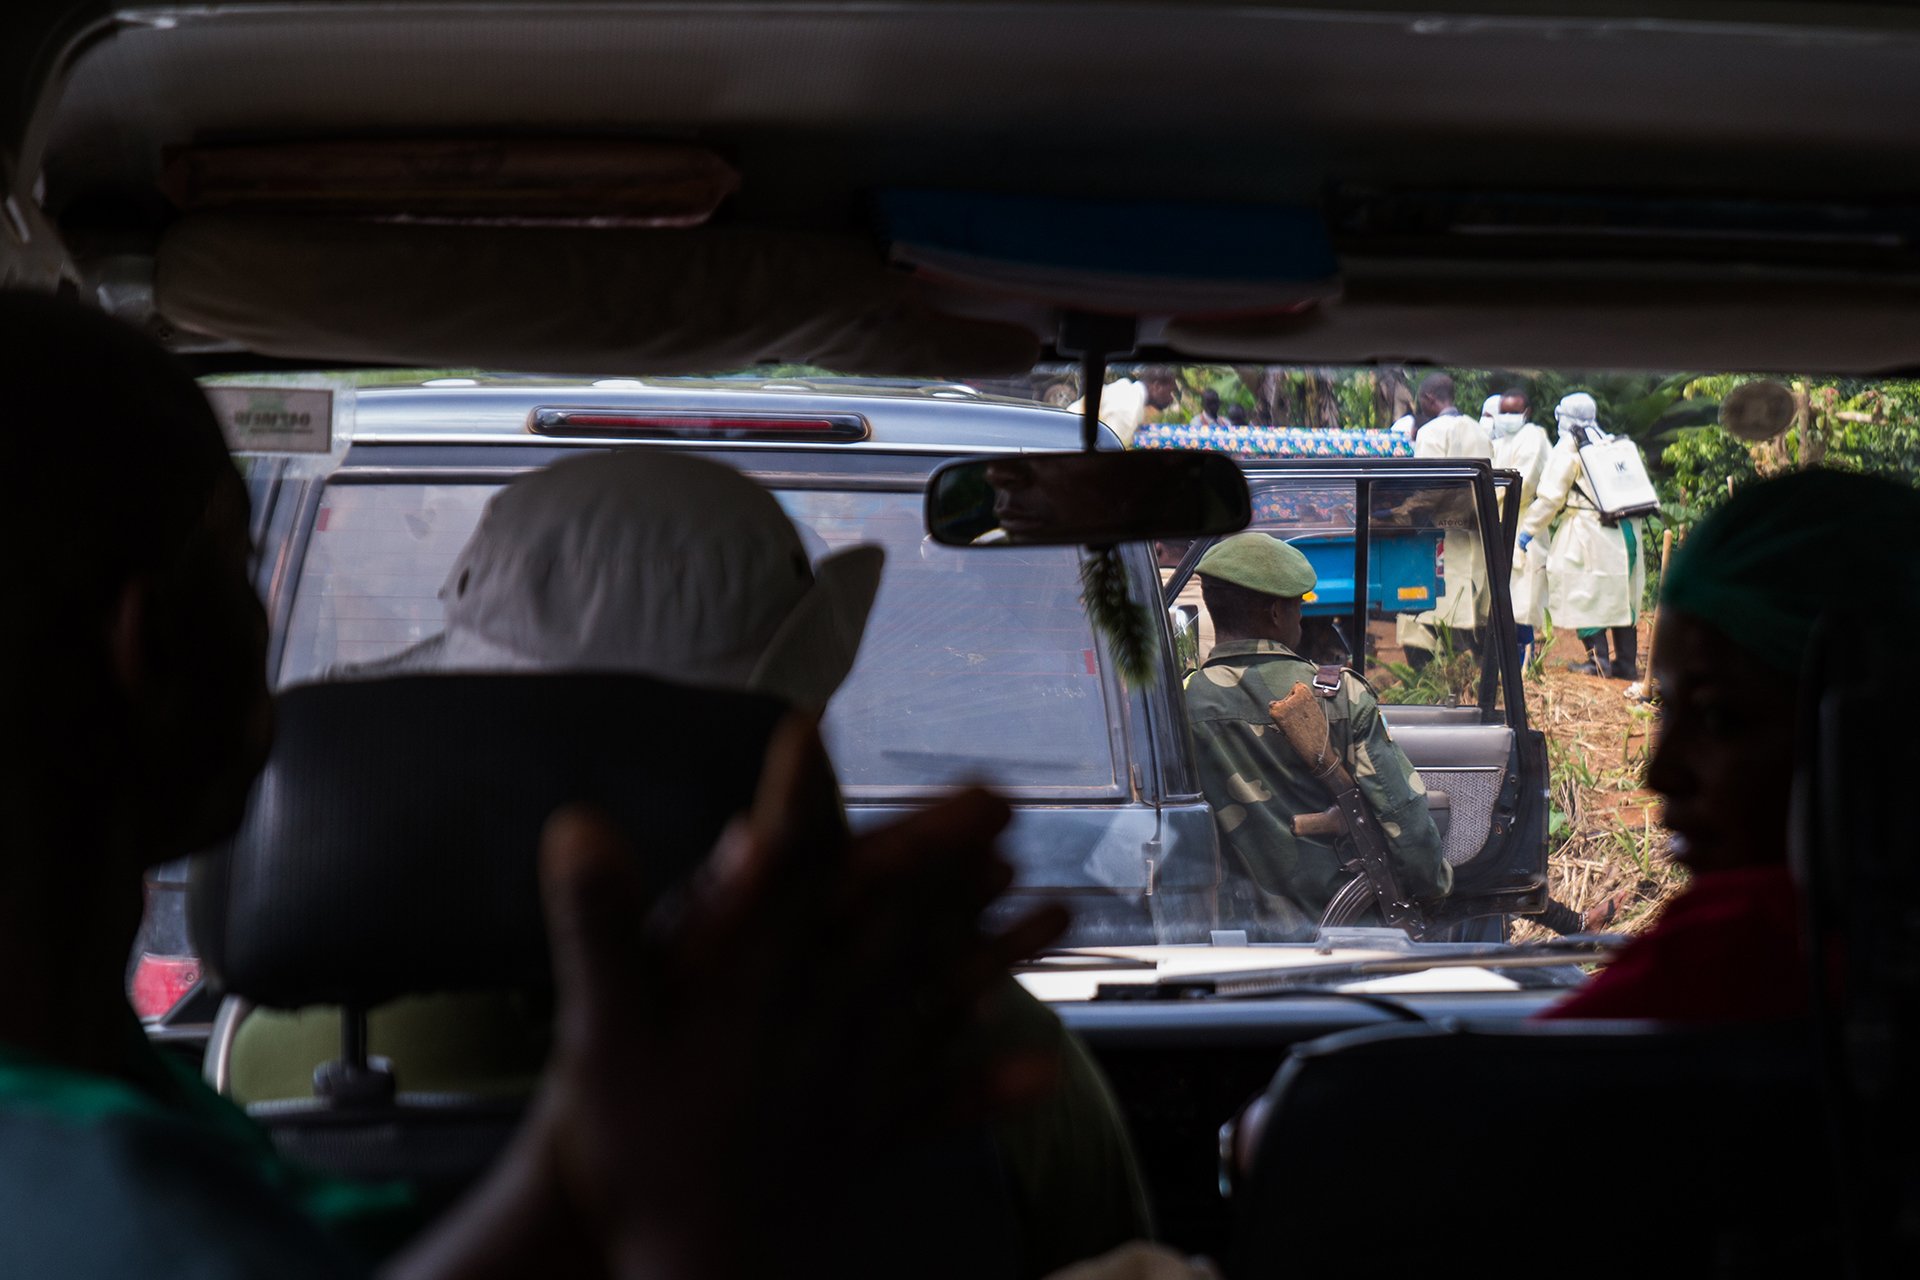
[277,477,1119,796]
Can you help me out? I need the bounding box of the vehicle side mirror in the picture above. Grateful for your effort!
[924,449,1251,547]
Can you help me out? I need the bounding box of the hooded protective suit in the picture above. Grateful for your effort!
[1405,397,1494,642]
[1490,403,1553,629]
[1478,393,1502,436]
[1519,393,1647,630]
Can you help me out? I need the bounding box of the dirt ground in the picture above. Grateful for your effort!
[1224,601,1684,940]
[1512,617,1685,941]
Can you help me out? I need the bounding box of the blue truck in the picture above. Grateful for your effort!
[1138,425,1446,631]
[1161,470,1452,674]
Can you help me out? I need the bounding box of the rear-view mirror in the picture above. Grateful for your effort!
[924,450,1251,547]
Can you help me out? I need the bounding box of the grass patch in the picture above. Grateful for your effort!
[1376,623,1478,706]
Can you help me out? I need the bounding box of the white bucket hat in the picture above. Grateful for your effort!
[352,452,884,710]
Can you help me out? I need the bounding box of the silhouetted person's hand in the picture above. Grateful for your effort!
[534,715,1068,1276]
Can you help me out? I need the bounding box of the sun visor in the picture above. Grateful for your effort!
[880,191,1340,318]
[155,213,1040,375]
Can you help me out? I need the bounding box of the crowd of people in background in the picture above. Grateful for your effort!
[1099,366,1653,679]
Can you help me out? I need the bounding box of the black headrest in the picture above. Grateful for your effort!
[192,674,788,1010]
[1233,1020,1828,1276]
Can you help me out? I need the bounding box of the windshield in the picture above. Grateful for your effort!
[132,360,1920,1013]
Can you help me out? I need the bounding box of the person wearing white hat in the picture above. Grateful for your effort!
[248,452,1152,1272]
[1519,392,1649,677]
[343,451,884,708]
[1489,387,1553,660]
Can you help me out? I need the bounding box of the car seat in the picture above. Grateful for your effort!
[1791,627,1918,1269]
[192,673,1023,1273]
[1225,1018,1829,1278]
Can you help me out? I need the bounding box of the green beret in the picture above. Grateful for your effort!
[1196,532,1317,599]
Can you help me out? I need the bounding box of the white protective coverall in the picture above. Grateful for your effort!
[1401,405,1494,645]
[1067,378,1150,447]
[1413,407,1491,460]
[1518,395,1648,630]
[1490,404,1553,629]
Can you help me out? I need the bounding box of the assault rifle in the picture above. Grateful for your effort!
[1268,680,1428,937]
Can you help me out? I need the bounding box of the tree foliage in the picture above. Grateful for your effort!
[1121,363,1920,535]
[1660,374,1920,521]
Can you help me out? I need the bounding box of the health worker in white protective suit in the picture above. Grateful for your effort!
[1398,374,1494,662]
[1517,392,1649,678]
[1488,387,1553,660]
[1411,372,1492,459]
[1066,365,1179,448]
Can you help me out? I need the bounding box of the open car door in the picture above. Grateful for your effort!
[1162,458,1547,935]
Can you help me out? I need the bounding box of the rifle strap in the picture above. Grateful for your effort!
[1311,664,1343,698]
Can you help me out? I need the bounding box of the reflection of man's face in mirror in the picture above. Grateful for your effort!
[985,455,1155,540]
[1145,376,1179,411]
[987,459,1055,536]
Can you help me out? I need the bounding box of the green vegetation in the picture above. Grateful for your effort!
[1144,364,1920,510]
[1375,624,1477,706]
[1524,618,1555,684]
[1664,375,1920,518]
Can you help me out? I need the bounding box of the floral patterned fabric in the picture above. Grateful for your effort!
[1132,423,1414,458]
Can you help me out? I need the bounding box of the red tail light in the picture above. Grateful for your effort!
[528,408,868,441]
[131,955,201,1020]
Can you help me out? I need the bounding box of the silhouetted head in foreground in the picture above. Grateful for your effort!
[0,292,269,872]
[1647,468,1920,874]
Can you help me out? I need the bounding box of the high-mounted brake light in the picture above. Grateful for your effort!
[528,408,868,442]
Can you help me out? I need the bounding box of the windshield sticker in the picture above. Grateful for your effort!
[207,386,334,453]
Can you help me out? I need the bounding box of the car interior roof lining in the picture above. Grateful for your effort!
[16,3,1920,371]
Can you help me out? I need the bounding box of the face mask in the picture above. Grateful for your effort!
[1492,413,1526,438]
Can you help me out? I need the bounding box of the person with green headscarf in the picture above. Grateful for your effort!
[1541,467,1920,1021]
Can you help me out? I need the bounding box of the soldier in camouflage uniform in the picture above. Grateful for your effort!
[1185,532,1452,939]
